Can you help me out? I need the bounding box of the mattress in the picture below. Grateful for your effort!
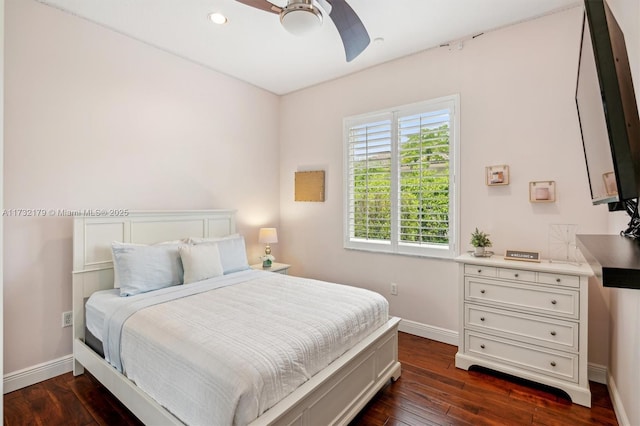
[85,269,389,426]
[85,288,121,342]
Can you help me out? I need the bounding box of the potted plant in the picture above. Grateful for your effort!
[470,228,492,256]
[260,254,275,268]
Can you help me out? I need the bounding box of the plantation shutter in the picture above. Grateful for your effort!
[344,95,458,258]
[346,117,393,243]
[398,107,452,247]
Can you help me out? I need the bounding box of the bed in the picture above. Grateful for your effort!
[72,210,401,425]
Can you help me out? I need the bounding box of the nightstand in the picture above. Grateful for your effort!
[250,262,290,275]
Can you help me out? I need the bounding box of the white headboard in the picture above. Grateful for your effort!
[72,210,237,343]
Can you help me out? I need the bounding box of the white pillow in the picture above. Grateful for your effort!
[111,242,184,297]
[179,243,224,284]
[188,234,250,275]
[186,233,239,244]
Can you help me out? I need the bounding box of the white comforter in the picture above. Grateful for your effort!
[92,270,389,425]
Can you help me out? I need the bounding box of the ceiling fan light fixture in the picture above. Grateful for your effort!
[280,2,322,36]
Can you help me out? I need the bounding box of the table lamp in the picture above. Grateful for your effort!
[258,227,278,267]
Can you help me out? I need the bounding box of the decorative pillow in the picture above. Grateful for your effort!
[188,234,250,274]
[179,243,224,284]
[112,242,184,296]
[186,234,239,245]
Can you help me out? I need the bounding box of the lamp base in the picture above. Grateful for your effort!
[262,259,272,268]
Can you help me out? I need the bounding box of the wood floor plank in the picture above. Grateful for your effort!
[66,373,144,426]
[43,374,96,426]
[354,393,459,426]
[373,390,456,424]
[2,395,33,426]
[4,333,619,426]
[395,370,535,425]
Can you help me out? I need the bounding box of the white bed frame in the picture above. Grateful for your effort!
[72,210,401,425]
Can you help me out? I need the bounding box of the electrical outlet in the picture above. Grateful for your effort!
[390,283,398,296]
[62,311,73,328]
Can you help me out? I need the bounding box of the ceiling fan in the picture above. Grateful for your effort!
[234,0,370,62]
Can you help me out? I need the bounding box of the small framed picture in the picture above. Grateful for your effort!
[505,249,541,262]
[486,165,509,186]
[294,170,325,202]
[603,171,618,196]
[529,181,556,203]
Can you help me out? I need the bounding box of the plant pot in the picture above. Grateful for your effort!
[474,247,485,256]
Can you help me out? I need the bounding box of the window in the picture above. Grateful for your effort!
[343,95,459,258]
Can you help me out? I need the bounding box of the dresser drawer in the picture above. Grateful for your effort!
[497,268,536,282]
[465,277,579,319]
[466,331,578,382]
[465,304,579,351]
[464,264,497,277]
[538,272,580,288]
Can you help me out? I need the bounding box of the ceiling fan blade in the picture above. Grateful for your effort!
[235,0,282,14]
[327,0,370,62]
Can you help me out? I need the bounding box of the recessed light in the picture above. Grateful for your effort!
[373,37,384,44]
[208,12,228,25]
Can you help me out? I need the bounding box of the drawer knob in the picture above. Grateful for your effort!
[556,278,561,283]
[480,317,485,322]
[480,289,486,294]
[550,331,557,336]
[550,361,557,367]
[478,269,482,273]
[514,273,519,278]
[480,344,485,349]
[551,300,557,305]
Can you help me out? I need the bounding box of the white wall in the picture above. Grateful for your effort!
[603,0,640,424]
[3,0,280,375]
[1,0,5,407]
[279,6,613,363]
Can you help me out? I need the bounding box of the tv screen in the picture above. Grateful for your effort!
[575,0,640,205]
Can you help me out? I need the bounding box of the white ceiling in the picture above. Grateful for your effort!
[36,0,581,95]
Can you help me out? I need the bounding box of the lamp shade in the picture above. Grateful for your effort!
[258,228,278,244]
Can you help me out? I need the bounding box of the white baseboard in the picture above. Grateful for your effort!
[398,318,458,346]
[3,354,73,394]
[587,362,607,385]
[607,373,630,426]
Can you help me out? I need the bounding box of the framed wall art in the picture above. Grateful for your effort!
[294,170,325,202]
[529,181,556,203]
[486,165,509,186]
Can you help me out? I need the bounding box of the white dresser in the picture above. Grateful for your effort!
[455,253,593,407]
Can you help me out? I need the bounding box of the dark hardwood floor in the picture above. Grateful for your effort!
[4,332,618,426]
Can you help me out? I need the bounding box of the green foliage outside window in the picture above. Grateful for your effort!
[352,124,450,245]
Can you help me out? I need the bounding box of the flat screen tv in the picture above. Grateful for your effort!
[575,0,640,208]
